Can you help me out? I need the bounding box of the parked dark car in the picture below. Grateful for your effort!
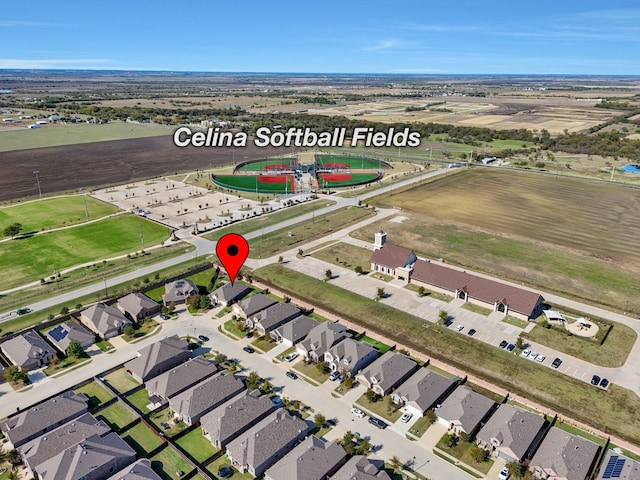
[499,340,508,349]
[368,416,387,429]
[198,335,209,342]
[591,375,600,385]
[468,329,477,336]
[506,343,515,351]
[286,370,298,380]
[599,378,609,388]
[551,357,562,369]
[243,346,255,354]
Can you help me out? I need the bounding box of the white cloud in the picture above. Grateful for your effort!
[362,39,417,51]
[0,59,112,69]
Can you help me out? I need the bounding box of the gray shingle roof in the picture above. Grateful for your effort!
[209,282,252,304]
[356,351,417,395]
[162,279,198,305]
[117,293,160,320]
[393,368,456,413]
[436,386,495,434]
[124,335,190,382]
[530,427,599,480]
[107,459,163,480]
[325,338,378,377]
[225,409,309,476]
[201,390,274,447]
[0,391,89,448]
[274,315,319,344]
[330,456,391,480]
[35,432,136,480]
[19,413,110,473]
[265,436,346,480]
[169,371,245,422]
[81,303,131,337]
[1,330,54,370]
[236,294,277,318]
[146,356,218,399]
[46,322,95,351]
[477,404,546,462]
[254,303,301,332]
[299,322,351,358]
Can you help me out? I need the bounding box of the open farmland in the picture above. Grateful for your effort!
[0,136,292,202]
[355,168,640,312]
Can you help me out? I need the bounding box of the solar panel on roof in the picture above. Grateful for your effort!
[612,458,626,478]
[603,456,618,479]
[49,325,68,342]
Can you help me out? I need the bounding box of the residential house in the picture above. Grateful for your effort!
[0,391,89,449]
[596,451,640,480]
[35,432,136,480]
[271,315,319,346]
[124,335,191,383]
[264,436,347,480]
[1,330,55,371]
[80,303,132,339]
[297,322,351,363]
[411,259,545,320]
[162,279,198,306]
[146,356,218,400]
[201,390,274,449]
[324,338,378,378]
[356,351,417,397]
[233,294,277,319]
[391,368,457,418]
[369,231,417,281]
[107,459,163,480]
[247,303,301,336]
[529,426,600,480]
[209,282,252,307]
[225,409,310,477]
[476,404,547,463]
[330,456,391,480]
[436,386,495,437]
[45,321,95,352]
[169,371,245,425]
[117,293,161,322]
[19,413,110,476]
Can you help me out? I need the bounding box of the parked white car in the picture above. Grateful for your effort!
[400,412,413,423]
[351,408,366,418]
[521,349,531,358]
[285,352,299,362]
[536,354,546,363]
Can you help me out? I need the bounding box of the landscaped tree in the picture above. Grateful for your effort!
[424,409,437,425]
[325,269,332,281]
[5,366,28,384]
[389,456,403,471]
[356,438,373,455]
[313,413,326,428]
[65,341,85,359]
[259,380,273,395]
[376,287,385,300]
[316,361,330,374]
[438,310,448,324]
[3,222,22,238]
[343,376,355,389]
[60,306,69,315]
[355,265,363,275]
[186,294,202,311]
[123,325,135,337]
[506,461,527,477]
[442,432,458,448]
[365,388,379,403]
[417,286,426,296]
[468,444,487,463]
[245,371,261,391]
[214,352,228,364]
[199,295,212,310]
[516,337,524,350]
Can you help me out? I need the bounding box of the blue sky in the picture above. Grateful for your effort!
[1,1,639,74]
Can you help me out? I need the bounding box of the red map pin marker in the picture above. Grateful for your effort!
[216,233,249,285]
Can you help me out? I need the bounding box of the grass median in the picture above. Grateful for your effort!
[253,263,640,447]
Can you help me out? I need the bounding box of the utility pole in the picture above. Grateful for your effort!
[33,170,42,198]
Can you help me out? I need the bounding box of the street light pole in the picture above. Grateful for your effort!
[82,188,89,221]
[33,170,42,198]
[137,215,145,251]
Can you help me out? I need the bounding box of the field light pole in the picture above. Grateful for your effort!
[81,188,89,221]
[137,215,145,251]
[33,170,42,198]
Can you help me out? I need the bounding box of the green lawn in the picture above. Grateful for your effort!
[95,402,137,431]
[435,435,494,475]
[150,446,195,480]
[461,303,492,316]
[126,389,154,413]
[292,359,330,384]
[96,340,115,352]
[249,206,375,259]
[223,318,249,339]
[175,427,218,463]
[310,242,372,274]
[75,381,114,410]
[123,318,159,342]
[0,121,172,152]
[44,355,90,376]
[252,263,640,447]
[121,422,164,455]
[0,196,120,233]
[104,368,141,394]
[251,335,278,352]
[149,408,189,437]
[502,316,530,329]
[408,414,436,438]
[0,214,171,290]
[355,394,402,423]
[522,320,636,367]
[359,335,392,353]
[404,283,453,302]
[205,454,253,480]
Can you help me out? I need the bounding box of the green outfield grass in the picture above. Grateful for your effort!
[0,121,172,152]
[318,172,381,187]
[213,174,294,193]
[0,214,171,290]
[0,196,120,232]
[235,157,297,172]
[317,155,392,169]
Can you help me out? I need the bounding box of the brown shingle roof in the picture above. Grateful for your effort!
[411,259,544,317]
[370,244,415,269]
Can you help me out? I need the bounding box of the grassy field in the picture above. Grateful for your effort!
[213,174,295,193]
[104,368,141,394]
[203,199,336,242]
[0,214,171,290]
[318,172,381,187]
[317,155,392,169]
[435,434,494,475]
[249,206,375,259]
[75,381,114,410]
[95,402,137,431]
[175,427,218,462]
[357,168,640,313]
[126,389,154,413]
[0,196,120,230]
[293,359,329,384]
[150,446,195,480]
[121,422,164,455]
[253,264,640,446]
[356,393,403,423]
[522,320,636,367]
[310,242,372,274]
[235,157,297,172]
[0,121,172,152]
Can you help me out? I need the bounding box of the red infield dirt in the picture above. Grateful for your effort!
[321,162,349,169]
[319,173,352,181]
[0,136,291,201]
[257,175,290,183]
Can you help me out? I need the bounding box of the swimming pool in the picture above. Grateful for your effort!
[623,164,640,173]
